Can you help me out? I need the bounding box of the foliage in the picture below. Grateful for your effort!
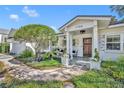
[110,5,124,22]
[0,79,63,88]
[27,59,62,69]
[72,70,124,88]
[2,73,15,87]
[110,5,124,17]
[93,48,100,62]
[72,56,124,88]
[102,56,124,83]
[14,24,56,58]
[0,43,10,53]
[0,61,5,73]
[42,51,56,60]
[19,49,34,58]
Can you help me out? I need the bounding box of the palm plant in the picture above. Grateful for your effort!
[110,5,124,17]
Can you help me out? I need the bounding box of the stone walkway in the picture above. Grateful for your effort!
[0,54,86,82]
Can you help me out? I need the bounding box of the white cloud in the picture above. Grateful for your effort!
[51,26,58,32]
[22,6,39,17]
[9,14,20,22]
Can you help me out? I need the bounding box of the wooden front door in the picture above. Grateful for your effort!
[83,38,92,57]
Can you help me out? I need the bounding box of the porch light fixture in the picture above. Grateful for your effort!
[80,30,85,34]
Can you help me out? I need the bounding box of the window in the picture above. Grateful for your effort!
[106,35,120,50]
[73,39,76,46]
[63,40,66,46]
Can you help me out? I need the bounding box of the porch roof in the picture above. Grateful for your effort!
[59,15,113,30]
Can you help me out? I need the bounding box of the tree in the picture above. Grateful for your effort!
[110,5,124,17]
[14,24,56,59]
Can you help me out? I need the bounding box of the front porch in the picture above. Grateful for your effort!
[65,20,99,66]
[70,56,91,65]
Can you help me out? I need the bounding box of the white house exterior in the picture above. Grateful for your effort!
[0,28,9,43]
[57,15,124,62]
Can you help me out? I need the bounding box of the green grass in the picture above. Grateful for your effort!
[102,59,124,82]
[0,79,63,88]
[71,57,124,88]
[2,56,124,88]
[72,70,124,88]
[15,80,63,88]
[26,59,62,69]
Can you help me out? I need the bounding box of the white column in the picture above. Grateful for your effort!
[70,34,73,60]
[92,20,98,58]
[66,30,70,67]
[9,42,13,53]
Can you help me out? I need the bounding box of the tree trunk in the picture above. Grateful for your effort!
[35,52,39,62]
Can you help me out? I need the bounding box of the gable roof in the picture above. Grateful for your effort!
[8,28,17,38]
[59,15,113,30]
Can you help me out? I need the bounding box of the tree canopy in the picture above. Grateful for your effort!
[14,24,57,56]
[110,5,124,17]
[110,5,124,23]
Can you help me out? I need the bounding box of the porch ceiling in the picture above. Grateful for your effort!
[69,27,93,35]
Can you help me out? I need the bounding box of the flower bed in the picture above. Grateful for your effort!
[26,59,63,70]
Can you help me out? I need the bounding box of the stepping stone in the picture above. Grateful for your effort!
[64,82,75,88]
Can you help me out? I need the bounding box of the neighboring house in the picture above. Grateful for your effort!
[0,28,9,43]
[7,28,35,55]
[7,28,52,55]
[57,15,124,61]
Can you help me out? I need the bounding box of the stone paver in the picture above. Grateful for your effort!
[0,54,86,82]
[64,82,75,88]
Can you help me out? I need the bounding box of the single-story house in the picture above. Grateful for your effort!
[0,28,9,43]
[57,15,124,61]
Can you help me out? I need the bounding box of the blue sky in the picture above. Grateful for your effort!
[0,5,120,31]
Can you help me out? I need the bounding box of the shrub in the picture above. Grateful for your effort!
[72,70,124,88]
[19,49,34,58]
[1,79,63,88]
[27,59,62,69]
[42,50,56,60]
[102,61,117,69]
[2,73,15,87]
[0,43,10,53]
[117,56,124,63]
[0,61,5,73]
[93,48,100,62]
[102,58,124,83]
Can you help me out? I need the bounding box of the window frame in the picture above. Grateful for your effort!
[105,34,122,52]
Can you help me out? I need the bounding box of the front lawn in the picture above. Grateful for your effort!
[0,78,63,88]
[72,70,124,88]
[71,56,124,88]
[26,59,62,70]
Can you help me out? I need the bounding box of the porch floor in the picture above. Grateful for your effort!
[70,57,91,65]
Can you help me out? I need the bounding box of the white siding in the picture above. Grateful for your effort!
[0,34,2,43]
[98,26,124,60]
[10,42,26,54]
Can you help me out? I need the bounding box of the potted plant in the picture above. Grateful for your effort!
[91,48,101,70]
[61,48,69,67]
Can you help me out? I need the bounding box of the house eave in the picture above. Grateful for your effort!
[108,23,124,28]
[59,15,112,31]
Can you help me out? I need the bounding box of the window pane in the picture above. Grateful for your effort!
[107,35,120,42]
[73,39,76,46]
[107,43,120,50]
[107,37,112,42]
[63,40,66,45]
